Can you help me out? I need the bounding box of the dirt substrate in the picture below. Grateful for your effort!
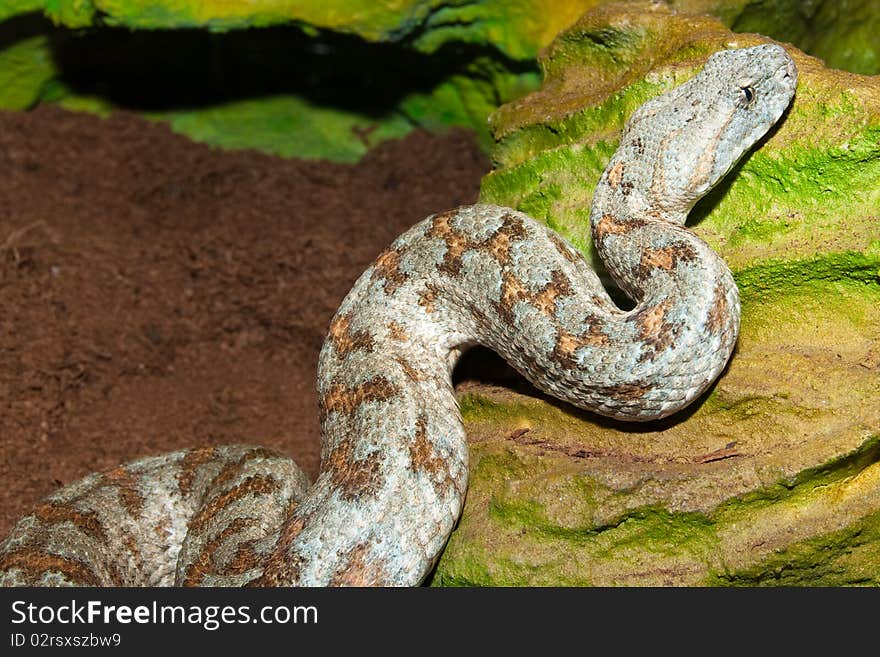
[0,106,490,536]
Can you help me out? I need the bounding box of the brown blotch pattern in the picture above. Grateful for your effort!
[551,320,612,369]
[427,210,528,276]
[246,508,309,586]
[328,541,388,586]
[595,382,654,401]
[176,447,218,496]
[370,246,408,294]
[153,517,171,542]
[0,550,103,586]
[592,213,646,243]
[33,503,106,543]
[121,533,142,571]
[182,516,260,586]
[631,299,679,362]
[495,268,573,325]
[188,475,282,534]
[327,313,375,359]
[247,551,305,588]
[418,283,440,313]
[547,232,581,263]
[319,376,399,422]
[222,542,264,577]
[206,447,282,494]
[606,161,625,189]
[386,321,409,342]
[484,214,529,265]
[426,212,472,276]
[102,466,145,518]
[325,436,384,501]
[406,415,456,494]
[637,243,698,280]
[705,282,729,335]
[394,356,427,383]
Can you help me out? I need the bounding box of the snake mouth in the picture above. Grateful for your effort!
[776,56,798,91]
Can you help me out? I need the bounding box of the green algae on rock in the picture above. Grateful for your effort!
[726,0,880,75]
[431,1,880,586]
[0,1,599,59]
[1,0,878,161]
[0,1,600,159]
[0,21,54,110]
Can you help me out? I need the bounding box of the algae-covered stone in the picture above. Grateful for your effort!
[0,1,599,60]
[0,16,55,110]
[725,0,880,75]
[1,1,878,161]
[432,1,880,586]
[0,1,601,159]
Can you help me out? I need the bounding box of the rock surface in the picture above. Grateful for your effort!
[1,1,877,160]
[431,1,880,586]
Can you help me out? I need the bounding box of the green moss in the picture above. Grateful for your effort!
[0,0,43,23]
[0,33,53,109]
[735,252,880,301]
[156,96,413,162]
[436,430,880,585]
[6,1,601,59]
[0,9,546,160]
[3,1,878,162]
[458,392,533,427]
[707,437,880,586]
[730,0,880,75]
[5,1,880,75]
[0,16,57,109]
[718,436,880,521]
[709,513,880,586]
[490,79,670,171]
[470,449,535,483]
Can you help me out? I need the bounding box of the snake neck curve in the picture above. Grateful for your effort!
[0,44,798,589]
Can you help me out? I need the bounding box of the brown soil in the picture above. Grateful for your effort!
[0,105,489,536]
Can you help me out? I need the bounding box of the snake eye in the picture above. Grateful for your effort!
[740,85,756,105]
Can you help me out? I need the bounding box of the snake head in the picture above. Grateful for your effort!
[628,43,798,215]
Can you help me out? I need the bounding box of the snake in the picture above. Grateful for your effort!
[0,44,797,586]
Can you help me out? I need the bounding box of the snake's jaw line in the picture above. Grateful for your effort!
[638,44,799,214]
[0,45,796,587]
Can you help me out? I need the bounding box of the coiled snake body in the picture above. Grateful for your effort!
[0,45,797,586]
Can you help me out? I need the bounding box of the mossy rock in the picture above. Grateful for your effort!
[1,1,877,161]
[431,1,880,586]
[0,1,599,60]
[0,1,600,160]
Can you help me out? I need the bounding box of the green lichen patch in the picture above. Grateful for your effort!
[487,6,734,167]
[3,1,600,60]
[0,16,56,110]
[0,1,594,160]
[4,1,880,75]
[3,1,878,162]
[158,96,413,163]
[0,11,543,160]
[0,1,42,23]
[710,509,880,586]
[727,0,880,75]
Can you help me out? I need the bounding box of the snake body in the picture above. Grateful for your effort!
[0,44,797,586]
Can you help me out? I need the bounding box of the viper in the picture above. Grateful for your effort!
[0,44,797,587]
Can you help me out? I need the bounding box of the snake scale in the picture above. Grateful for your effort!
[0,44,796,586]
